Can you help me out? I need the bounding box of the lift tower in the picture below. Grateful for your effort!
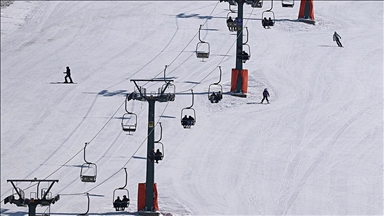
[222,0,250,97]
[130,78,175,213]
[234,0,246,96]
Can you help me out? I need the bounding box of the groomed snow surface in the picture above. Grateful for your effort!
[1,1,383,215]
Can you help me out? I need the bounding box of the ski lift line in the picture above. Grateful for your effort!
[41,100,126,180]
[83,100,172,194]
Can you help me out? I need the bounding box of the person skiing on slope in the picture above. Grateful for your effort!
[333,31,343,47]
[63,66,73,83]
[260,88,270,104]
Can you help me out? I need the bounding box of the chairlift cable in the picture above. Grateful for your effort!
[149,1,220,82]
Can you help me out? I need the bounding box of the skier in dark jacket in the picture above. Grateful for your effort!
[260,88,270,104]
[148,149,155,162]
[154,149,163,163]
[333,31,343,47]
[63,66,73,83]
[227,16,234,31]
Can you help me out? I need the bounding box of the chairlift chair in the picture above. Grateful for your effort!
[153,123,164,162]
[208,66,223,103]
[181,108,196,129]
[246,0,263,8]
[112,168,130,211]
[196,25,210,60]
[181,90,196,129]
[262,10,275,28]
[10,188,26,206]
[240,44,251,63]
[226,12,237,32]
[121,112,137,134]
[262,0,275,28]
[282,0,294,7]
[80,143,97,183]
[159,65,176,101]
[237,28,251,63]
[121,93,138,134]
[80,163,97,183]
[78,193,90,216]
[113,189,130,211]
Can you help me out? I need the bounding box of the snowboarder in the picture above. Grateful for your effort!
[63,66,73,83]
[260,88,270,104]
[333,31,343,47]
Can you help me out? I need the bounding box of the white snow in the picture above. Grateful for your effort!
[1,1,383,215]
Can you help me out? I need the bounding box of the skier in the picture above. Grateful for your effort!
[333,31,343,47]
[260,88,270,104]
[121,195,129,209]
[148,149,155,162]
[63,66,73,83]
[262,17,268,28]
[227,16,234,31]
[181,115,189,128]
[114,196,122,211]
[154,149,163,163]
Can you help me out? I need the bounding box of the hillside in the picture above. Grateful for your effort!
[1,1,383,215]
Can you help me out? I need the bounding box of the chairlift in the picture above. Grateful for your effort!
[78,193,90,216]
[226,4,237,32]
[154,123,164,162]
[240,44,251,63]
[262,0,275,28]
[113,168,130,211]
[246,0,263,8]
[282,0,294,7]
[238,27,251,63]
[196,25,210,60]
[160,65,176,101]
[10,187,26,207]
[181,89,196,129]
[208,66,223,103]
[121,93,138,134]
[226,13,237,32]
[80,143,97,183]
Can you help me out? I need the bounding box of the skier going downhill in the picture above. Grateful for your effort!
[333,31,343,47]
[260,88,270,104]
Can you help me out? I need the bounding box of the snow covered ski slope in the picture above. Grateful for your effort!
[1,1,383,215]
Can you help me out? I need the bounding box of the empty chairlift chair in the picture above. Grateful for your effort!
[246,0,263,8]
[282,0,294,7]
[196,25,210,60]
[121,93,138,134]
[80,143,97,183]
